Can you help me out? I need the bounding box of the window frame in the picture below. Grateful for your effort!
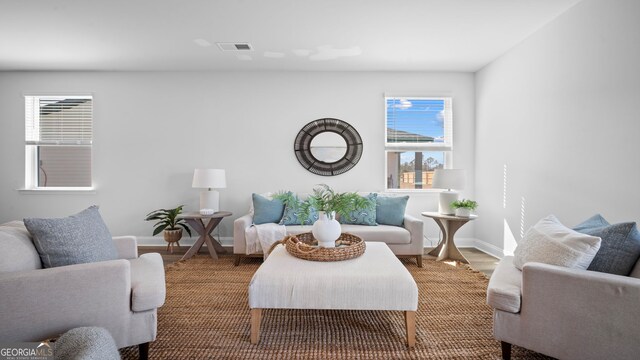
[22,93,95,192]
[384,96,453,192]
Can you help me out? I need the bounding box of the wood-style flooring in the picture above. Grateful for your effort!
[139,245,500,277]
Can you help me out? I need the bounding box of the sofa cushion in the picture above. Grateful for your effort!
[339,193,377,226]
[285,224,411,245]
[513,215,601,270]
[487,256,522,313]
[0,221,42,273]
[573,214,640,276]
[376,195,409,226]
[23,206,118,269]
[252,193,285,225]
[129,253,166,312]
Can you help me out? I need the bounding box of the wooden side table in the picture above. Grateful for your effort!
[179,211,232,260]
[421,211,477,264]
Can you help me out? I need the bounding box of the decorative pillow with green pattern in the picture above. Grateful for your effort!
[338,193,378,226]
[275,192,319,226]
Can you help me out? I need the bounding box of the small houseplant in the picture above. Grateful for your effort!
[145,205,192,253]
[450,199,478,218]
[301,184,371,248]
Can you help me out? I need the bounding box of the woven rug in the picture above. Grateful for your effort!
[121,255,551,359]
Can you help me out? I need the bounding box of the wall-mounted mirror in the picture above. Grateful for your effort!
[294,118,363,176]
[310,132,348,163]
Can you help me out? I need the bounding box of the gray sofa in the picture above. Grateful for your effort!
[0,221,165,359]
[233,214,425,266]
[487,256,640,360]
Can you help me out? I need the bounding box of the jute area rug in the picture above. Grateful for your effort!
[121,255,550,359]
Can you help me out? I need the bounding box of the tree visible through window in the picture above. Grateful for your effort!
[385,97,452,190]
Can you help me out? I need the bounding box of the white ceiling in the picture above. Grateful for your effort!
[0,0,581,72]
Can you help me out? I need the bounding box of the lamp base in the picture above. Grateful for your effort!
[200,190,220,213]
[438,191,459,215]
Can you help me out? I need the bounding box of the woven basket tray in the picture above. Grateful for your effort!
[268,232,365,262]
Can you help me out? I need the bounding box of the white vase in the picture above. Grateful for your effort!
[312,211,341,248]
[455,208,471,217]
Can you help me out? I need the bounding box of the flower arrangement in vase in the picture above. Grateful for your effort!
[301,184,370,248]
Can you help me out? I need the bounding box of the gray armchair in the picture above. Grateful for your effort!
[0,221,165,359]
[487,256,640,360]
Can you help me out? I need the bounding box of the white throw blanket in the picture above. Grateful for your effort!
[245,223,287,259]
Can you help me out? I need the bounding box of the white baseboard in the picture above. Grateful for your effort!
[452,237,504,259]
[136,235,504,259]
[137,236,234,247]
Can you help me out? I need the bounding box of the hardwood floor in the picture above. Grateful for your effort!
[139,245,500,277]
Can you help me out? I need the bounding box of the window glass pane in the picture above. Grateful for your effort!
[386,98,446,144]
[386,151,444,190]
[37,145,91,187]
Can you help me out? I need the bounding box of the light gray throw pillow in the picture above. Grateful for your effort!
[24,206,118,268]
[513,215,601,270]
[55,327,120,360]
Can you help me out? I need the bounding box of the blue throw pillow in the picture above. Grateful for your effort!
[252,193,285,225]
[573,214,640,276]
[23,206,118,268]
[339,193,377,226]
[376,195,409,227]
[279,195,319,226]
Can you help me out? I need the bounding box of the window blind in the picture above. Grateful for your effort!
[385,97,452,149]
[25,96,93,145]
[25,95,93,188]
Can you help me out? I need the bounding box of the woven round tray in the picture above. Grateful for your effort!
[268,232,365,262]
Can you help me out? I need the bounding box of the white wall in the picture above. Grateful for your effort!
[0,71,475,244]
[475,0,640,255]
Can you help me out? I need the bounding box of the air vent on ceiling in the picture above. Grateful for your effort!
[216,43,253,51]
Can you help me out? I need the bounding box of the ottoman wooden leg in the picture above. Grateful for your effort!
[405,311,416,348]
[251,308,262,344]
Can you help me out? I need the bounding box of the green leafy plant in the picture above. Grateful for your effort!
[300,184,371,221]
[450,199,478,210]
[273,191,299,208]
[144,205,192,236]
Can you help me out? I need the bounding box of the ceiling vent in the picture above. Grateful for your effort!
[216,43,253,51]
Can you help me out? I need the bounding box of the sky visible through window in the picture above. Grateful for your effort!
[386,98,445,165]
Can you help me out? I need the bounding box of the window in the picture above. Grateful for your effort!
[385,97,452,190]
[25,95,93,189]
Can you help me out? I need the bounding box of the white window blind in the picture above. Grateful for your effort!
[25,96,93,145]
[24,95,93,188]
[385,97,452,150]
[384,97,453,191]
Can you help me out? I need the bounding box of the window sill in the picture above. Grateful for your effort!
[18,188,97,195]
[384,189,442,194]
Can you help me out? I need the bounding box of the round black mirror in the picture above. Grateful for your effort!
[294,118,363,176]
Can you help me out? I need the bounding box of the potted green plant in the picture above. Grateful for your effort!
[145,205,192,253]
[301,184,371,248]
[450,199,478,218]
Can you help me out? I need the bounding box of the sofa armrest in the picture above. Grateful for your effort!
[113,236,138,260]
[0,260,132,342]
[403,215,424,248]
[520,262,640,358]
[130,253,166,312]
[234,214,253,255]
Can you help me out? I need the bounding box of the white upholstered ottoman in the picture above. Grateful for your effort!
[248,242,419,347]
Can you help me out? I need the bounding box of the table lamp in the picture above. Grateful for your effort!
[192,169,226,213]
[432,169,466,215]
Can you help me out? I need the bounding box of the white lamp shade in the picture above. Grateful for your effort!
[432,169,466,190]
[192,169,226,189]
